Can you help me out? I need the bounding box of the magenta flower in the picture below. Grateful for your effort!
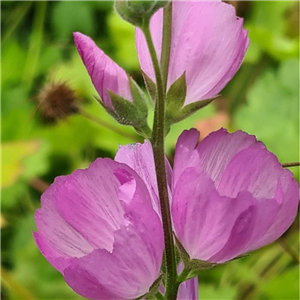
[171,129,299,263]
[34,158,164,300]
[74,32,133,109]
[117,129,299,264]
[178,277,198,300]
[34,128,298,299]
[136,1,249,104]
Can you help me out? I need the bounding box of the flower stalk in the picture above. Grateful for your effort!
[160,3,172,93]
[141,4,178,299]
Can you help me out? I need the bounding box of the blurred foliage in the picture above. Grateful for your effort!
[1,1,299,300]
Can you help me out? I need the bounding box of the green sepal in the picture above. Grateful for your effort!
[109,91,146,126]
[94,95,118,120]
[94,94,151,139]
[115,1,144,28]
[165,72,187,113]
[142,71,156,105]
[128,74,148,117]
[167,96,219,125]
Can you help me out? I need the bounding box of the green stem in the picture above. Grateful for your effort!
[177,267,192,284]
[160,2,172,93]
[142,20,178,300]
[79,108,140,142]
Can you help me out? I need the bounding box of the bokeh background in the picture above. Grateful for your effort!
[1,1,299,299]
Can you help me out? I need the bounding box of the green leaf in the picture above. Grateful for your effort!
[165,72,187,114]
[234,58,299,180]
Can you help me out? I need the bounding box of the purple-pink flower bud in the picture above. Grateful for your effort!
[33,158,164,299]
[73,32,133,110]
[136,1,249,105]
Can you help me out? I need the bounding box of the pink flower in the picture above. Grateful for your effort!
[178,277,198,300]
[74,32,133,109]
[34,158,164,300]
[117,129,299,264]
[171,129,299,263]
[136,1,249,104]
[34,128,298,299]
[75,1,249,109]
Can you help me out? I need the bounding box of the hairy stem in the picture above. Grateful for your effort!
[142,17,178,300]
[160,2,172,93]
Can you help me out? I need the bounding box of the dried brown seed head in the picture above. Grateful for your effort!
[37,82,79,123]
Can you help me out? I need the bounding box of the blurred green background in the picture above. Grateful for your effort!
[1,1,299,299]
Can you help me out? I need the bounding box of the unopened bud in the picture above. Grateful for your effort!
[126,0,157,14]
[115,0,170,27]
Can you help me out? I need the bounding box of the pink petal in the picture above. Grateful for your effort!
[64,173,164,300]
[217,146,283,198]
[173,128,200,187]
[74,32,133,108]
[52,159,127,253]
[136,1,249,104]
[246,172,299,252]
[115,140,173,215]
[172,128,299,263]
[196,129,263,184]
[63,265,120,300]
[35,155,163,299]
[177,277,198,300]
[172,168,257,261]
[216,143,299,253]
[177,263,199,300]
[173,128,262,186]
[34,175,96,272]
[135,8,163,84]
